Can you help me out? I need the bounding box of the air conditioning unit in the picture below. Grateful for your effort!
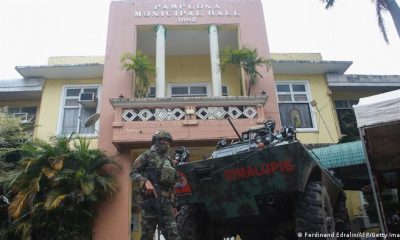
[79,92,97,108]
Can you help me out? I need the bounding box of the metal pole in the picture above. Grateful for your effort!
[358,127,387,234]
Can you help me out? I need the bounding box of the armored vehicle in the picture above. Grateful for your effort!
[174,119,349,239]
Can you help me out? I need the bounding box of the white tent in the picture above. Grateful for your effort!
[354,89,400,128]
[353,89,400,234]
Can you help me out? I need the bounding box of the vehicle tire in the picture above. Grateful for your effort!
[334,193,351,237]
[177,205,200,240]
[177,205,222,240]
[295,181,336,240]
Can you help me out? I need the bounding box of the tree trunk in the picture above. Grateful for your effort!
[246,76,252,96]
[385,0,400,38]
[240,68,247,96]
[247,82,251,96]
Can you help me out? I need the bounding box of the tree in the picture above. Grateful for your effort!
[0,108,31,238]
[220,47,271,96]
[0,107,30,164]
[336,109,360,143]
[322,0,400,43]
[4,136,120,240]
[121,51,156,98]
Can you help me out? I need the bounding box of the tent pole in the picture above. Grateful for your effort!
[359,127,387,234]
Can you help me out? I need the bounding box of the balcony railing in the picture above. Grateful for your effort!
[110,96,268,147]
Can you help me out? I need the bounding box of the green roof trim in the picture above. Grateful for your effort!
[310,141,366,169]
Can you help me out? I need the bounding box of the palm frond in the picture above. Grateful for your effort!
[376,0,390,43]
[45,189,68,210]
[42,166,57,179]
[50,156,64,170]
[322,0,336,9]
[22,158,38,172]
[15,222,32,240]
[95,175,119,199]
[88,154,121,173]
[73,137,91,153]
[80,176,95,196]
[9,173,43,218]
[31,202,43,214]
[52,168,75,182]
[9,191,29,219]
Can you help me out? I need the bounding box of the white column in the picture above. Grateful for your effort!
[209,25,222,97]
[156,25,166,98]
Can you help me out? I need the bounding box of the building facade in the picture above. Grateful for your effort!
[1,0,400,239]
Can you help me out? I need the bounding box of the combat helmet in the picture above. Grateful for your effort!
[152,130,173,144]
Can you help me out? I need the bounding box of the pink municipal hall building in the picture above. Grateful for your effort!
[4,0,400,238]
[97,1,280,239]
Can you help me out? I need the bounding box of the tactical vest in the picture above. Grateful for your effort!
[143,150,177,188]
[159,156,177,187]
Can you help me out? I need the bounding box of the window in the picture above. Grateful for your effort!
[335,99,359,138]
[148,86,156,98]
[59,86,99,135]
[166,84,228,97]
[169,84,209,97]
[7,106,37,123]
[276,82,315,129]
[222,86,228,96]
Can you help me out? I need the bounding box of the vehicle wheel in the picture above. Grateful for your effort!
[177,206,222,240]
[334,193,351,236]
[295,181,336,239]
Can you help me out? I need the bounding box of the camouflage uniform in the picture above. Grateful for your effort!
[131,131,181,240]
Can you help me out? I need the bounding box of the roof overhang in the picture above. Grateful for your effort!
[0,78,44,101]
[15,64,104,79]
[327,74,400,91]
[271,60,352,75]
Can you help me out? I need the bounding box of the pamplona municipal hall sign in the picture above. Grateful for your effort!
[134,3,240,23]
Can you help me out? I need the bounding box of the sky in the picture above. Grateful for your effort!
[0,0,399,80]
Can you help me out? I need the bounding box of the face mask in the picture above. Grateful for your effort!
[155,140,170,154]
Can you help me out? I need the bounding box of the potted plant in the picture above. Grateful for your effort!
[121,51,155,98]
[220,47,271,96]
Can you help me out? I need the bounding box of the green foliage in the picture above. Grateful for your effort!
[0,108,32,239]
[220,47,271,95]
[2,137,120,240]
[337,109,360,143]
[0,108,30,164]
[121,51,156,98]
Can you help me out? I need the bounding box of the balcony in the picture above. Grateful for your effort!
[110,96,267,148]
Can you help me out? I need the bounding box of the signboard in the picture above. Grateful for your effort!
[134,3,240,23]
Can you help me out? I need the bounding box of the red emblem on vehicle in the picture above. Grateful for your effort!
[175,170,192,195]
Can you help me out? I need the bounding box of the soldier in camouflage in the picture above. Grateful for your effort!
[131,130,181,240]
